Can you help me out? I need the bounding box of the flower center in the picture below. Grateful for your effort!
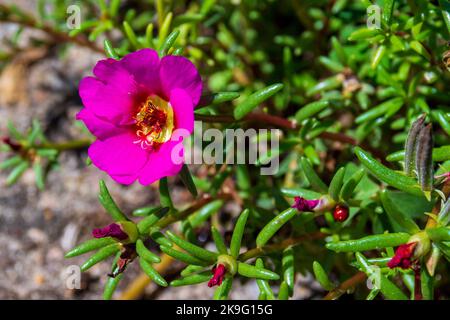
[134,96,174,149]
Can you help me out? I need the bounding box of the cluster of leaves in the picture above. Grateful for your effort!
[1,0,450,300]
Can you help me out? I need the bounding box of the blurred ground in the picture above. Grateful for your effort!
[0,0,319,299]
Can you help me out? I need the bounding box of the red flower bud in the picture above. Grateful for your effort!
[333,204,349,222]
[292,197,319,212]
[387,242,418,269]
[2,136,22,151]
[207,264,227,287]
[108,244,137,278]
[92,223,128,241]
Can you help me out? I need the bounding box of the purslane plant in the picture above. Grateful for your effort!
[1,0,450,300]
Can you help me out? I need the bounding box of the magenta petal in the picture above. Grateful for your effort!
[92,223,128,240]
[118,49,161,94]
[79,75,138,126]
[292,197,319,212]
[160,55,202,106]
[76,108,127,141]
[110,173,139,185]
[92,58,120,81]
[170,88,194,133]
[88,132,149,177]
[138,140,184,185]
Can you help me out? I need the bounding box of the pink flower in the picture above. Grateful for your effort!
[77,49,202,185]
[291,196,319,212]
[208,264,227,287]
[92,223,128,240]
[387,242,417,269]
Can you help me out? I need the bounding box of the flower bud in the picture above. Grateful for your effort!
[92,221,138,243]
[208,264,227,287]
[333,204,349,222]
[292,195,334,213]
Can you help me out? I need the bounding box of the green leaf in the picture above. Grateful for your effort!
[137,207,170,234]
[159,29,180,56]
[178,164,198,197]
[180,265,205,277]
[355,253,407,300]
[282,247,295,296]
[133,205,163,217]
[158,12,173,49]
[136,239,161,263]
[213,275,233,300]
[6,160,28,186]
[159,177,173,208]
[313,261,334,291]
[340,168,365,201]
[329,167,346,201]
[426,227,450,242]
[237,262,280,280]
[371,45,386,69]
[421,262,434,300]
[435,110,450,136]
[0,155,23,170]
[280,187,322,199]
[81,243,121,272]
[65,237,117,258]
[189,200,224,228]
[256,208,297,247]
[255,259,275,299]
[306,76,342,97]
[198,92,240,108]
[233,83,284,120]
[160,245,209,266]
[149,229,173,247]
[439,0,450,35]
[165,231,218,262]
[300,157,328,193]
[387,145,450,162]
[211,226,228,255]
[326,233,410,253]
[382,0,395,26]
[355,97,404,124]
[230,209,250,258]
[109,0,121,18]
[98,180,129,222]
[438,198,450,225]
[410,40,431,61]
[139,258,168,287]
[278,281,290,300]
[170,272,211,286]
[103,274,122,300]
[348,28,381,41]
[380,190,420,233]
[123,21,139,49]
[104,39,120,59]
[295,100,330,122]
[33,162,45,190]
[355,147,423,197]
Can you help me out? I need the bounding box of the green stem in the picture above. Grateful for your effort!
[238,232,325,261]
[39,139,92,151]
